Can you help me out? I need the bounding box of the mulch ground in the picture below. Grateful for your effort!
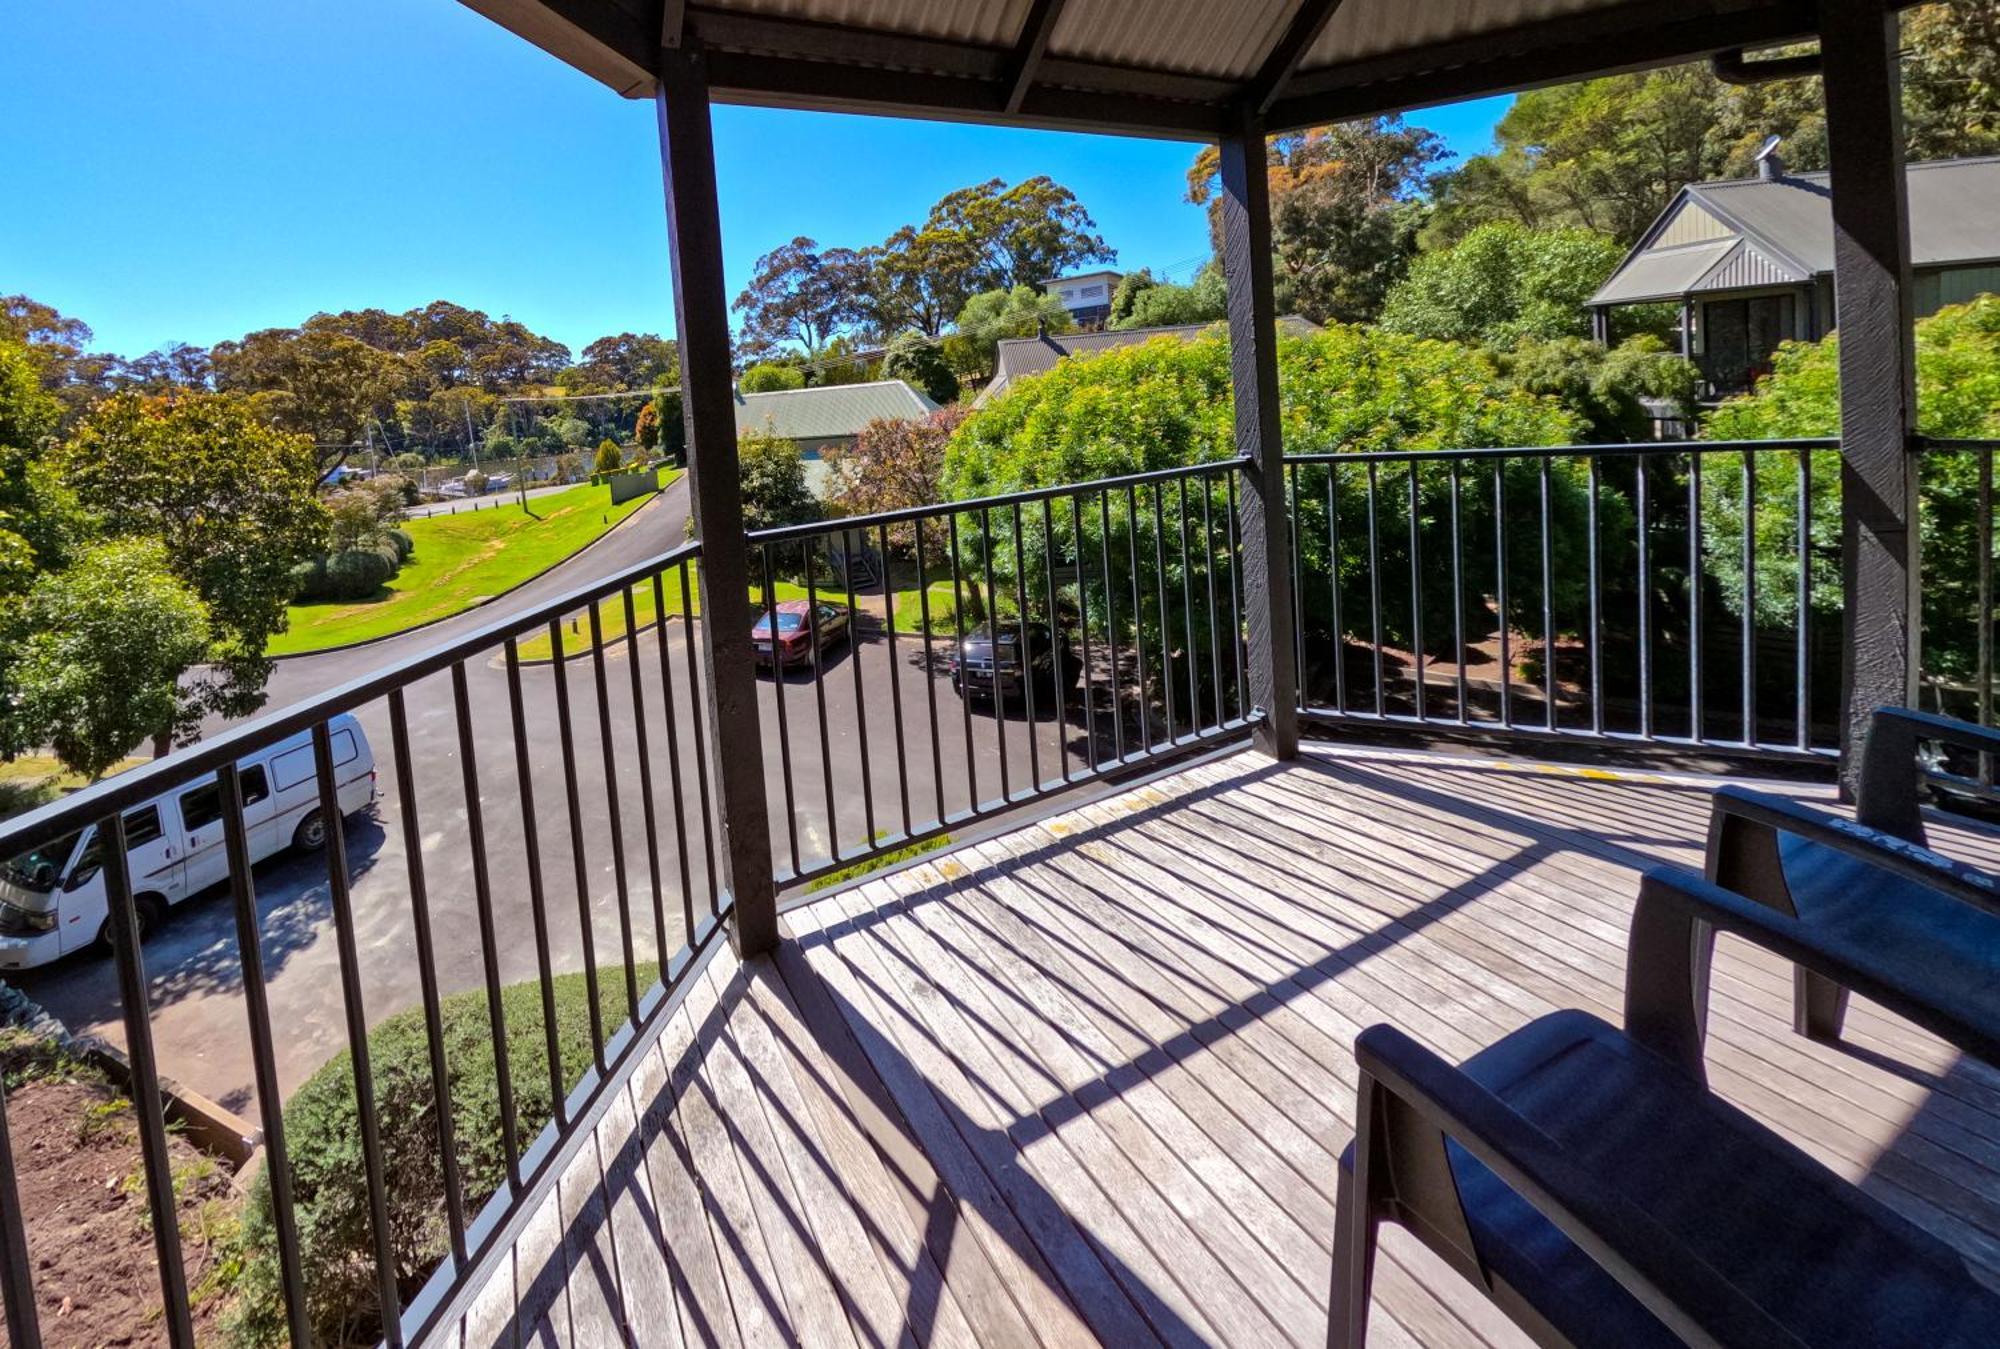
[3,1077,238,1347]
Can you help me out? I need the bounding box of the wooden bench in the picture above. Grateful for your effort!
[1329,866,2000,1349]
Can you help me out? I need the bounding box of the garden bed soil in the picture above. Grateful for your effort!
[4,1076,236,1346]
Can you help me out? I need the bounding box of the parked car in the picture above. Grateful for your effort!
[0,715,377,969]
[752,600,850,669]
[950,623,1081,706]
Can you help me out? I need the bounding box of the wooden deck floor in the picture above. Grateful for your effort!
[441,744,2000,1348]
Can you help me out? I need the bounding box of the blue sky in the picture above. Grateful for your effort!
[6,1,1511,361]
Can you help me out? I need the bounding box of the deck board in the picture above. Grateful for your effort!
[446,744,2000,1347]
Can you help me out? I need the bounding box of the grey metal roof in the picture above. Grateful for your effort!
[978,317,1321,404]
[457,0,1875,139]
[1594,157,2000,305]
[734,379,940,441]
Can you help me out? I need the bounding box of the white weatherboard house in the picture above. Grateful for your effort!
[1045,269,1124,329]
[1589,149,2000,395]
[733,378,939,495]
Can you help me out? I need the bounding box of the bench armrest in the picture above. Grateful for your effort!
[1354,1022,1799,1349]
[1859,706,2000,841]
[1707,784,2000,918]
[1627,863,2000,1074]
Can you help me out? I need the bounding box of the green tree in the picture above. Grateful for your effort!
[952,286,1073,375]
[1702,295,2000,682]
[1189,119,1446,323]
[567,333,678,391]
[880,332,959,405]
[737,427,820,532]
[740,362,807,393]
[0,334,75,598]
[1491,335,1699,442]
[1380,224,1631,346]
[863,224,987,337]
[210,325,412,473]
[57,392,329,728]
[1109,263,1228,330]
[733,238,867,361]
[10,540,212,779]
[593,439,623,474]
[822,408,968,553]
[923,176,1114,293]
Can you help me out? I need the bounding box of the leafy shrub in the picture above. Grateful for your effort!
[880,332,959,405]
[738,427,820,532]
[1492,335,1698,443]
[1380,223,1637,346]
[822,408,967,554]
[739,362,806,393]
[228,967,652,1347]
[291,542,402,602]
[1701,294,2000,681]
[592,439,622,474]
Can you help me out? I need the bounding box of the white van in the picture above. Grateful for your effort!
[0,715,376,970]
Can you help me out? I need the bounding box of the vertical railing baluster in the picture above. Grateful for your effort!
[1742,448,1759,747]
[1013,501,1041,788]
[1126,485,1151,755]
[1041,496,1069,781]
[1366,462,1384,716]
[310,722,403,1345]
[761,545,801,875]
[1450,462,1467,724]
[1495,458,1512,728]
[1227,471,1248,721]
[1690,452,1705,744]
[1326,462,1346,714]
[677,555,718,917]
[1074,493,1100,767]
[1796,448,1813,753]
[647,576,699,947]
[1982,448,1995,785]
[1409,461,1426,721]
[500,650,569,1126]
[914,518,948,821]
[217,761,314,1346]
[387,694,475,1284]
[1100,490,1127,762]
[803,545,841,854]
[584,604,641,1021]
[451,664,525,1175]
[547,619,605,1068]
[1638,458,1653,739]
[880,522,913,835]
[1540,455,1557,732]
[947,511,980,808]
[1178,477,1199,734]
[0,1075,39,1349]
[1153,482,1177,743]
[1287,461,1306,720]
[1587,455,1603,736]
[1201,473,1224,733]
[842,529,877,844]
[619,587,670,971]
[100,809,197,1348]
[981,507,1009,798]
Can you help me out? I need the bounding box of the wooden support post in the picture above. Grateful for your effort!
[1220,110,1300,759]
[656,44,779,954]
[1820,0,1920,793]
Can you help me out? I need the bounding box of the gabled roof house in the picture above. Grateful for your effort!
[1590,150,2000,393]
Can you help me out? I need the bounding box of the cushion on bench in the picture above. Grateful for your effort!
[1440,1010,2000,1348]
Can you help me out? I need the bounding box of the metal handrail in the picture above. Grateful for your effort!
[1282,437,1836,466]
[0,539,703,859]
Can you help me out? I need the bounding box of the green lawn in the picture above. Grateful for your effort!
[269,476,676,655]
[512,560,811,661]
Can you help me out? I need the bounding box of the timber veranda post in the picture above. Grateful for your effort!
[656,42,779,955]
[1220,108,1301,758]
[1819,0,1920,794]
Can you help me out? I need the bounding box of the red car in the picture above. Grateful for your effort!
[751,600,849,669]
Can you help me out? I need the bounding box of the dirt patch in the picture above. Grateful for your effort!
[5,1077,238,1346]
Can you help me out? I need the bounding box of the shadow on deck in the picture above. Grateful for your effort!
[437,744,2000,1348]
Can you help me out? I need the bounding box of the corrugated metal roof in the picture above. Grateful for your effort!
[1687,157,2000,273]
[1303,0,1606,70]
[1693,239,1805,294]
[717,0,1028,47]
[1048,0,1296,80]
[734,379,940,441]
[1589,239,1740,306]
[978,317,1321,404]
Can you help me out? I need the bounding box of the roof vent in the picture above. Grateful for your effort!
[1755,134,1786,181]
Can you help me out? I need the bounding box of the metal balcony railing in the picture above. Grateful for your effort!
[1,439,1995,1347]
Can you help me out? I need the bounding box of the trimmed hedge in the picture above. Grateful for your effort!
[289,534,411,603]
[227,965,654,1346]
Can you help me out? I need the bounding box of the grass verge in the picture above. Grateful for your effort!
[805,833,952,891]
[269,475,677,656]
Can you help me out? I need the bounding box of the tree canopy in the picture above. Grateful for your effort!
[1379,223,1629,346]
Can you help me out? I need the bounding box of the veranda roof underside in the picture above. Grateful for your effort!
[457,0,1915,139]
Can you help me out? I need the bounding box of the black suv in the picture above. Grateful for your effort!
[949,623,1081,706]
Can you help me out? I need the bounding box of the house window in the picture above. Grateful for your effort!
[1081,285,1105,298]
